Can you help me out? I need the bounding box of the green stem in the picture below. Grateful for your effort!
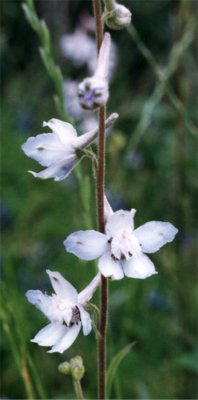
[73,379,84,400]
[21,347,35,400]
[93,1,108,399]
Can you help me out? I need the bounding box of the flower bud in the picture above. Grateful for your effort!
[103,2,132,30]
[78,76,109,110]
[70,356,85,381]
[58,361,71,375]
[78,32,110,110]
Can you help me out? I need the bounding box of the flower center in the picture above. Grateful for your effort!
[70,306,81,326]
[52,297,81,326]
[110,229,140,260]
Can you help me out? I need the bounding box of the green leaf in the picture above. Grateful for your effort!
[39,47,53,76]
[22,3,39,32]
[26,0,34,8]
[107,342,136,398]
[40,20,51,52]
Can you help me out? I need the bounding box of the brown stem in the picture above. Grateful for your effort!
[93,0,103,51]
[93,1,108,399]
[97,105,106,233]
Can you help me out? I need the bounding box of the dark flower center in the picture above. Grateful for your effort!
[70,306,81,326]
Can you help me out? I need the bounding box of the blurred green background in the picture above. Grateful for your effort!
[1,0,198,399]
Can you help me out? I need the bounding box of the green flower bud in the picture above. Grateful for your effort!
[70,356,85,381]
[103,2,132,30]
[58,361,71,375]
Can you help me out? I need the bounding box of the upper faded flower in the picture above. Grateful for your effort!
[21,114,118,181]
[26,270,100,353]
[64,200,178,280]
[60,29,96,72]
[78,32,111,110]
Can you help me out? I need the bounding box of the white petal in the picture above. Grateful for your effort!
[122,253,157,279]
[95,32,111,80]
[78,305,92,335]
[46,270,78,303]
[28,157,78,181]
[98,252,124,280]
[78,273,100,305]
[22,133,69,167]
[26,290,52,319]
[104,195,114,222]
[75,112,119,149]
[48,322,81,353]
[74,127,98,149]
[31,322,66,346]
[105,209,136,237]
[64,230,108,261]
[43,118,77,147]
[134,221,178,254]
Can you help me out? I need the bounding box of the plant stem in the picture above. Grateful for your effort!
[93,1,108,399]
[73,379,84,400]
[21,347,35,400]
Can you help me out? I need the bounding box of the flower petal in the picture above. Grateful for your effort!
[46,270,78,303]
[22,133,69,167]
[98,252,124,280]
[31,322,66,346]
[105,209,136,237]
[122,253,157,279]
[78,305,92,335]
[26,290,52,319]
[134,221,178,254]
[43,118,77,146]
[104,195,114,222]
[28,157,78,181]
[48,322,81,353]
[78,273,100,305]
[75,112,119,149]
[64,230,108,261]
[95,32,111,80]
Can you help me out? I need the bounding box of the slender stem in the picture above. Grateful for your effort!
[21,347,35,400]
[93,0,103,52]
[73,379,84,400]
[93,1,108,399]
[97,105,106,233]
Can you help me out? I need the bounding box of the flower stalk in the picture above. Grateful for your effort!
[73,379,84,400]
[93,1,108,399]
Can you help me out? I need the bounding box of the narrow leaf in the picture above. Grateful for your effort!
[107,342,136,398]
[22,4,39,32]
[40,20,51,52]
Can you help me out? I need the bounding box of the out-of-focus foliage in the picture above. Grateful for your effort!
[1,0,198,399]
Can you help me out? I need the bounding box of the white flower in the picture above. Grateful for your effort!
[64,201,178,280]
[21,114,118,181]
[26,270,100,354]
[78,32,111,110]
